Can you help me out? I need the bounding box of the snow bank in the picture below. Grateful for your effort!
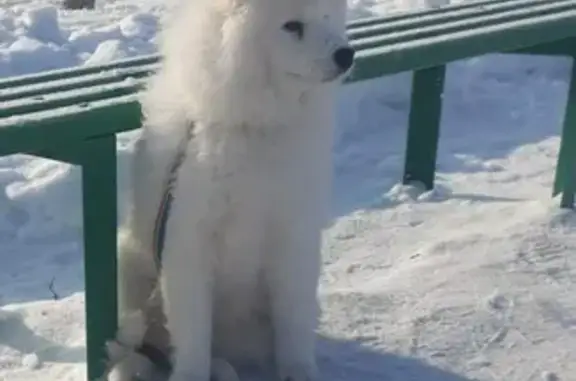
[0,4,160,77]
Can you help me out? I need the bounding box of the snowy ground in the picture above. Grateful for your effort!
[1,0,576,380]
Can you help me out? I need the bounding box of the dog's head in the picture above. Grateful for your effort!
[152,0,353,125]
[262,0,354,84]
[214,0,354,86]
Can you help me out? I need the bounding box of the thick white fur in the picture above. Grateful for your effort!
[108,0,351,380]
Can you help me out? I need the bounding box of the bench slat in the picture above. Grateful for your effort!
[348,0,564,39]
[351,0,576,51]
[347,0,525,28]
[0,79,145,118]
[353,9,576,80]
[0,95,140,156]
[0,65,154,102]
[0,55,157,90]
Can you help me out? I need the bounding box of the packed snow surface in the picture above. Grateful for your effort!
[1,0,576,380]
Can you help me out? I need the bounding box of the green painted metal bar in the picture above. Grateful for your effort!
[346,0,523,28]
[403,65,446,190]
[0,95,141,156]
[553,53,576,207]
[80,135,118,381]
[351,1,576,52]
[0,79,145,118]
[0,54,158,90]
[352,10,576,82]
[347,0,562,39]
[32,143,87,166]
[0,65,154,103]
[513,37,575,56]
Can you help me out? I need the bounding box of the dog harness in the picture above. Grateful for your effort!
[152,124,195,267]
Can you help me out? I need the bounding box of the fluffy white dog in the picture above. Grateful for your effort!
[106,0,354,380]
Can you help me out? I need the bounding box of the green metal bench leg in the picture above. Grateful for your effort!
[80,135,118,381]
[553,55,576,209]
[403,65,446,190]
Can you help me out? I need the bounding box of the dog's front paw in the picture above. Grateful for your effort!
[277,361,318,381]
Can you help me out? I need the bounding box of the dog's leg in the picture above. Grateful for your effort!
[107,231,160,381]
[160,218,213,381]
[268,220,321,381]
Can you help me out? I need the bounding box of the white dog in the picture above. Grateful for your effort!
[106,0,354,380]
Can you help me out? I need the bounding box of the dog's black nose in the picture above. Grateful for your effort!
[333,47,355,71]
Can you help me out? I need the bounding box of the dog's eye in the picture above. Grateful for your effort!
[282,20,305,40]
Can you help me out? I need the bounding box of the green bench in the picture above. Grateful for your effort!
[2,0,576,379]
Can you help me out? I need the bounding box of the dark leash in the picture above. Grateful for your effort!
[135,342,173,375]
[152,123,195,267]
[132,123,196,377]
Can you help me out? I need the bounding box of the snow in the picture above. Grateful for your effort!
[1,0,576,381]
